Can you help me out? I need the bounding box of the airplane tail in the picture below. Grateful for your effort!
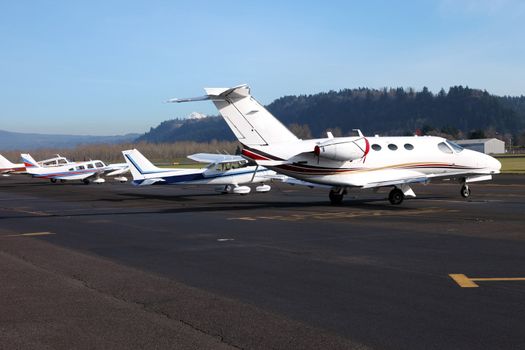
[0,154,17,169]
[168,84,298,146]
[122,149,161,180]
[20,153,40,169]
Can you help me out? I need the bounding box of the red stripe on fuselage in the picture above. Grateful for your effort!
[242,148,270,161]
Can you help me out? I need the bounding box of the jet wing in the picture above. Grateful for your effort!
[187,153,247,165]
[276,175,331,189]
[356,169,429,189]
[359,168,494,189]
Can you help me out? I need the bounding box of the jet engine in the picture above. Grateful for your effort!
[314,137,369,162]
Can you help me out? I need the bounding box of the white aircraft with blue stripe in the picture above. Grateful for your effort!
[122,148,275,194]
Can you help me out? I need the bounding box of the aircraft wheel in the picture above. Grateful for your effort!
[460,185,471,198]
[50,178,57,183]
[82,179,90,185]
[388,188,404,205]
[329,189,344,205]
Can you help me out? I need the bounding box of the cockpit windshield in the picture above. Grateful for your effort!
[446,140,464,153]
[438,142,453,154]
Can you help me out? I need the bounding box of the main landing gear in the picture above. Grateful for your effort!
[329,185,414,205]
[388,188,404,205]
[329,188,346,205]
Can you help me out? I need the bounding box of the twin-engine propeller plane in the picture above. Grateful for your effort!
[21,153,128,184]
[122,148,274,194]
[169,84,502,205]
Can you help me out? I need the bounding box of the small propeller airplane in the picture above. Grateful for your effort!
[21,153,129,184]
[122,148,275,194]
[0,154,26,174]
[168,84,502,205]
[1,154,73,175]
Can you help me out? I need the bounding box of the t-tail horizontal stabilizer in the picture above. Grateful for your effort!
[168,85,298,147]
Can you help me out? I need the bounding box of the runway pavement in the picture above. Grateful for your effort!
[1,175,524,349]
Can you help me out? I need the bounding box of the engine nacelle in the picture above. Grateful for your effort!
[314,137,369,162]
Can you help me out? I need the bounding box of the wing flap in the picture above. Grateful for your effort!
[357,169,429,188]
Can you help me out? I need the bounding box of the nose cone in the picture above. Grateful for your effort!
[486,154,502,173]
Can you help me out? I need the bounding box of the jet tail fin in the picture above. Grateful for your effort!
[122,149,162,180]
[168,85,298,147]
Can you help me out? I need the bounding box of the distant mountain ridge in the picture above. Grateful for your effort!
[138,86,525,143]
[0,130,139,151]
[135,117,234,143]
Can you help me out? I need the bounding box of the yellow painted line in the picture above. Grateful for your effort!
[473,277,525,282]
[449,274,479,288]
[5,232,55,237]
[449,274,525,288]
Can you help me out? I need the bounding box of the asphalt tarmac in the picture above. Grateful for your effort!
[1,175,524,349]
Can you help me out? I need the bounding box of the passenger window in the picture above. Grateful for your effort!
[371,144,381,151]
[95,162,104,168]
[87,164,94,169]
[388,144,398,151]
[438,142,453,154]
[69,168,74,171]
[76,165,85,170]
[404,143,414,150]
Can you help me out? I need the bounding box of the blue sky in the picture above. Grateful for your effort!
[1,0,524,135]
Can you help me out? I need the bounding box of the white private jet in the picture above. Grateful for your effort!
[21,153,129,184]
[168,84,502,205]
[122,148,275,194]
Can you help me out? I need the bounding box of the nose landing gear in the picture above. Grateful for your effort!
[460,184,471,198]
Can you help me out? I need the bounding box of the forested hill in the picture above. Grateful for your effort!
[138,86,525,143]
